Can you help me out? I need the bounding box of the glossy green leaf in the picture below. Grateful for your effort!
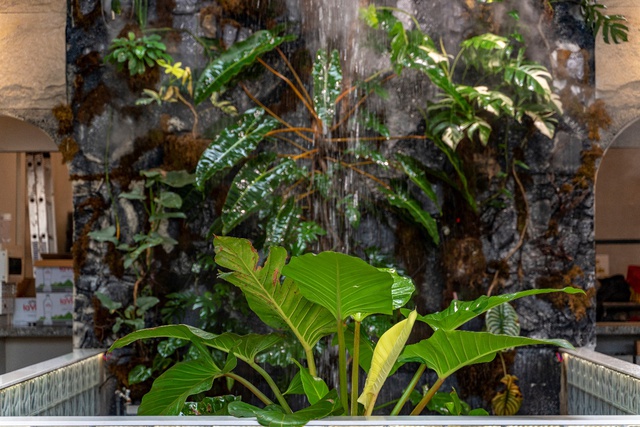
[194,30,292,104]
[128,364,152,385]
[264,197,300,248]
[205,332,282,364]
[313,49,342,125]
[222,155,298,234]
[401,329,574,379]
[377,268,415,310]
[415,287,585,332]
[196,108,279,189]
[283,371,304,396]
[395,154,439,207]
[358,310,417,412]
[182,395,241,416]
[156,191,182,209]
[228,389,342,427]
[214,236,335,355]
[109,324,217,353]
[282,251,394,321]
[486,303,520,337]
[88,226,118,245]
[382,187,440,245]
[137,357,225,415]
[292,360,330,405]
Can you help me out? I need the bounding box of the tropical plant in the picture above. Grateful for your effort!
[104,32,171,76]
[184,4,567,254]
[109,235,582,422]
[89,169,195,302]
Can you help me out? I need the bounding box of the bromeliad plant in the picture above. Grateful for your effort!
[110,235,582,421]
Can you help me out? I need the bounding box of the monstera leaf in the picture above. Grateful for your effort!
[194,30,292,104]
[195,108,278,189]
[214,237,335,362]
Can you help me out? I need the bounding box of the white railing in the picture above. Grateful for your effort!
[562,348,640,415]
[1,416,640,427]
[1,347,640,424]
[0,349,106,416]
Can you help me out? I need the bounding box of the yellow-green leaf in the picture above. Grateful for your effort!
[358,310,417,413]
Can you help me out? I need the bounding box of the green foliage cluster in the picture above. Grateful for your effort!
[110,236,581,423]
[104,32,171,76]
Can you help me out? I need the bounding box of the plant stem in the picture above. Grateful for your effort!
[336,319,349,412]
[305,347,318,378]
[350,320,361,415]
[249,362,293,413]
[390,364,426,415]
[257,57,320,123]
[410,376,446,415]
[225,372,274,406]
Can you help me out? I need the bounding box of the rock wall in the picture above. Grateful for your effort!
[65,0,598,414]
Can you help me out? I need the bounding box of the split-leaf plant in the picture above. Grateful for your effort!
[110,235,582,422]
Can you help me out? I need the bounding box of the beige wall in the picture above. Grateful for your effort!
[0,0,66,110]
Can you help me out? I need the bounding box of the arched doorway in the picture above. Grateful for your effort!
[595,118,640,278]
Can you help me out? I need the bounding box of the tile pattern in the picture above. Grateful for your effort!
[0,354,103,416]
[565,353,640,414]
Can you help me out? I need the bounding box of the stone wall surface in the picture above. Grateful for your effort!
[65,0,598,415]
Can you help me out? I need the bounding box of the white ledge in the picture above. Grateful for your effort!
[0,349,104,389]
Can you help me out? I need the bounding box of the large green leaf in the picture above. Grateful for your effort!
[222,155,299,234]
[382,187,440,245]
[358,310,417,413]
[109,324,217,353]
[264,197,300,248]
[205,332,282,364]
[400,329,574,379]
[415,287,585,332]
[195,108,278,189]
[194,30,292,104]
[138,357,227,415]
[228,389,342,427]
[282,251,394,321]
[313,49,342,125]
[214,236,335,355]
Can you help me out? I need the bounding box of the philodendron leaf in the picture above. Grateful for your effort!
[358,310,417,413]
[222,155,299,234]
[195,108,278,189]
[228,389,342,427]
[214,236,335,357]
[292,360,330,405]
[283,371,304,396]
[313,49,342,125]
[282,251,394,321]
[400,329,574,380]
[415,287,585,332]
[204,332,282,364]
[137,357,225,415]
[194,30,292,104]
[379,268,415,310]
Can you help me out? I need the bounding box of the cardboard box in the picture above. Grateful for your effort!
[36,292,73,325]
[12,297,37,326]
[34,259,74,293]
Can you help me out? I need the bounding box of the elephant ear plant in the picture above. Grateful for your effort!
[109,236,582,422]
